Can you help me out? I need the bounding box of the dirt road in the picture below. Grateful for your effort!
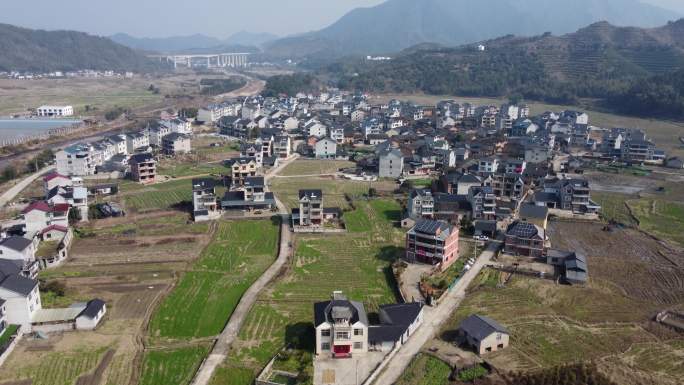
[0,166,53,207]
[189,155,297,385]
[368,240,502,385]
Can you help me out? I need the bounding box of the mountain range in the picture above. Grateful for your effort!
[0,23,165,73]
[109,31,278,53]
[333,19,684,106]
[266,0,681,57]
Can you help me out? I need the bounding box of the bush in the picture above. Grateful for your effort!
[41,280,66,297]
[457,365,488,382]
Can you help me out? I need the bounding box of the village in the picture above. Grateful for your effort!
[0,87,682,385]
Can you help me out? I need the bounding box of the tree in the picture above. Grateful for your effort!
[368,187,377,197]
[68,208,81,225]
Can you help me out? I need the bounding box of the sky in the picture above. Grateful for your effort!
[0,0,681,38]
[0,0,386,38]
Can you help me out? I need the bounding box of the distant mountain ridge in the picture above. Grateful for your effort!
[334,19,684,105]
[110,31,278,53]
[265,0,680,57]
[0,23,165,73]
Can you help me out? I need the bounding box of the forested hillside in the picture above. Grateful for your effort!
[0,24,167,72]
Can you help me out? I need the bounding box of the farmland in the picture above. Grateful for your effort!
[279,159,355,176]
[269,175,396,210]
[140,345,211,385]
[148,219,279,340]
[422,219,684,385]
[396,353,452,385]
[0,209,215,385]
[121,179,193,212]
[209,198,405,385]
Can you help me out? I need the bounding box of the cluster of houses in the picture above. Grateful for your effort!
[55,114,192,184]
[0,171,107,343]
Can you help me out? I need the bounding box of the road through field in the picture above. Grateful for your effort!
[189,154,297,385]
[0,165,53,207]
[369,240,501,385]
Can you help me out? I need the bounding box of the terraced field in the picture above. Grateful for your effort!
[148,219,279,340]
[210,199,404,385]
[140,346,211,385]
[142,219,279,385]
[270,176,397,210]
[122,179,193,212]
[0,347,107,385]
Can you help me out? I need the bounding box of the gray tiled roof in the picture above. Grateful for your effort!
[0,236,33,252]
[0,274,37,296]
[459,314,508,340]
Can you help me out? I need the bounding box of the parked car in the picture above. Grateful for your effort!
[474,235,489,242]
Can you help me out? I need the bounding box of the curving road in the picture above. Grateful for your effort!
[0,166,54,208]
[189,154,297,385]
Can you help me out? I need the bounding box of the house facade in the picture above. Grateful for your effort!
[504,221,546,258]
[314,292,369,358]
[405,219,459,271]
[192,178,221,222]
[129,153,156,184]
[379,149,404,178]
[458,314,510,355]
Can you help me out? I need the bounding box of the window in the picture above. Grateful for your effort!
[335,331,350,340]
[321,342,330,351]
[353,342,363,350]
[321,329,330,337]
[354,328,363,336]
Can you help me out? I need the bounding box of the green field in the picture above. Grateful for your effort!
[122,179,193,212]
[396,353,452,385]
[270,177,396,210]
[210,199,404,385]
[592,191,637,226]
[627,199,684,247]
[0,348,106,385]
[279,159,355,176]
[140,346,210,385]
[148,220,279,340]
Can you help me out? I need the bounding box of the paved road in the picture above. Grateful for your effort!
[369,240,502,385]
[189,155,297,385]
[0,166,54,208]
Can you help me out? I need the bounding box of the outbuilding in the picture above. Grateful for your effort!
[458,314,509,355]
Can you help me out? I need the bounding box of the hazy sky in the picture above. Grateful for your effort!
[0,0,386,38]
[0,0,680,38]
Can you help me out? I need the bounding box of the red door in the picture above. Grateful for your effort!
[333,345,351,358]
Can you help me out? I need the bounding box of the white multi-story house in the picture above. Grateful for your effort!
[478,157,500,174]
[314,138,337,159]
[314,292,369,358]
[0,270,41,332]
[407,189,434,219]
[306,121,327,138]
[192,178,221,222]
[148,124,172,147]
[126,132,150,153]
[21,201,70,234]
[56,144,96,176]
[379,148,404,178]
[36,105,73,117]
[0,237,36,266]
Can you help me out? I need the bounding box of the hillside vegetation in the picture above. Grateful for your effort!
[330,20,684,116]
[0,23,167,72]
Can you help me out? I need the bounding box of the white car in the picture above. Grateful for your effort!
[474,235,489,242]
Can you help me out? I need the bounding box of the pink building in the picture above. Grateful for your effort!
[405,219,459,271]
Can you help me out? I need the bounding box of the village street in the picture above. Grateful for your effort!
[368,239,502,385]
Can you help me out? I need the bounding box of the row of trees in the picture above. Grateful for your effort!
[0,149,54,185]
[262,73,320,98]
